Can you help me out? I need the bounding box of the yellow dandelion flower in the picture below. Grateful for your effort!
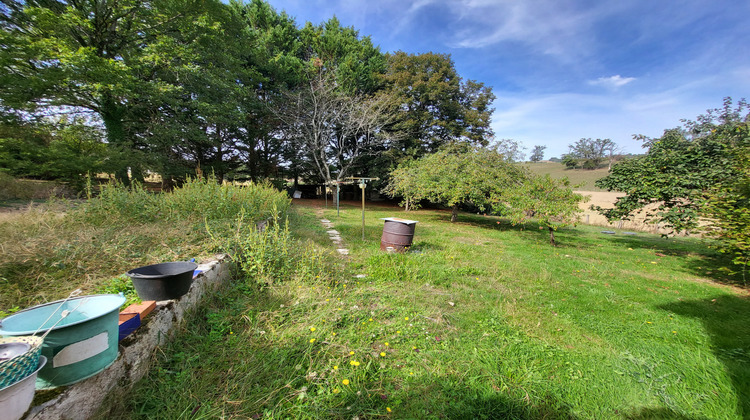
[387,407,392,413]
[646,321,652,324]
[310,327,316,332]
[309,338,316,343]
[332,332,336,336]
[350,360,360,366]
[672,331,677,334]
[380,352,386,357]
[350,351,355,355]
[342,379,350,385]
[396,330,401,334]
[333,365,338,370]
[385,342,389,346]
[333,388,340,394]
[404,317,409,321]
[369,318,373,322]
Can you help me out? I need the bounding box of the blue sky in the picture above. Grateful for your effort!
[266,0,750,159]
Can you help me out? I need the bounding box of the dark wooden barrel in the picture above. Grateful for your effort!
[380,218,417,252]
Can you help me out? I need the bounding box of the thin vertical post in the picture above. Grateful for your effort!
[336,183,340,217]
[361,180,366,240]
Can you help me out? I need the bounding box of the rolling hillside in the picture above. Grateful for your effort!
[521,161,613,192]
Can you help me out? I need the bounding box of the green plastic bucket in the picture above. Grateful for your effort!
[0,294,125,389]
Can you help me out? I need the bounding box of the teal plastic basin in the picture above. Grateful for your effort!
[0,294,125,388]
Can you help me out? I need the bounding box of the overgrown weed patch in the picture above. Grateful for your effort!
[0,178,290,311]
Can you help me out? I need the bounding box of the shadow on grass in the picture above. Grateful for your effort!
[659,294,750,419]
[392,382,578,419]
[457,209,746,288]
[607,234,745,287]
[624,407,712,420]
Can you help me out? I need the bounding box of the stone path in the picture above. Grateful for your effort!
[321,219,349,255]
[319,218,368,282]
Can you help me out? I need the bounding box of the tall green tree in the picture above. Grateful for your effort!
[0,0,227,184]
[0,112,108,189]
[381,52,495,163]
[232,0,306,182]
[138,0,255,185]
[299,16,385,95]
[702,139,750,277]
[595,98,750,272]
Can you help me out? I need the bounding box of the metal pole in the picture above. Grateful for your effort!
[336,183,340,217]
[361,181,366,240]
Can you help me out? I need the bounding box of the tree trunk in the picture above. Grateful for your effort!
[162,175,175,192]
[451,205,458,223]
[101,98,131,186]
[549,226,556,246]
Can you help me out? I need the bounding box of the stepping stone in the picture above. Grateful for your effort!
[327,230,339,235]
[320,219,331,223]
[601,231,616,234]
[354,274,367,278]
[623,232,637,235]
[337,249,349,255]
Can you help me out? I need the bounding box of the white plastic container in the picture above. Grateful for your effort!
[0,356,47,420]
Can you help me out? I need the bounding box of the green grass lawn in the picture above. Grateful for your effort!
[523,162,612,191]
[102,201,749,419]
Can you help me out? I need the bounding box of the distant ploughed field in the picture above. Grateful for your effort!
[575,190,684,235]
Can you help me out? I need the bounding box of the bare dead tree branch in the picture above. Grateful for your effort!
[271,73,397,184]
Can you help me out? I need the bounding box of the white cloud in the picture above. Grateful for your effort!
[440,0,629,59]
[589,75,636,89]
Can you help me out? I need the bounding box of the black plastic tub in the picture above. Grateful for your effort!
[126,261,198,301]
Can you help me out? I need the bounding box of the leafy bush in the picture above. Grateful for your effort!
[0,173,69,201]
[214,209,326,286]
[0,118,109,191]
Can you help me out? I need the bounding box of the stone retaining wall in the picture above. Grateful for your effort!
[25,255,232,420]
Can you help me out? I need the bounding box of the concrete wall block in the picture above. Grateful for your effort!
[25,254,231,420]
